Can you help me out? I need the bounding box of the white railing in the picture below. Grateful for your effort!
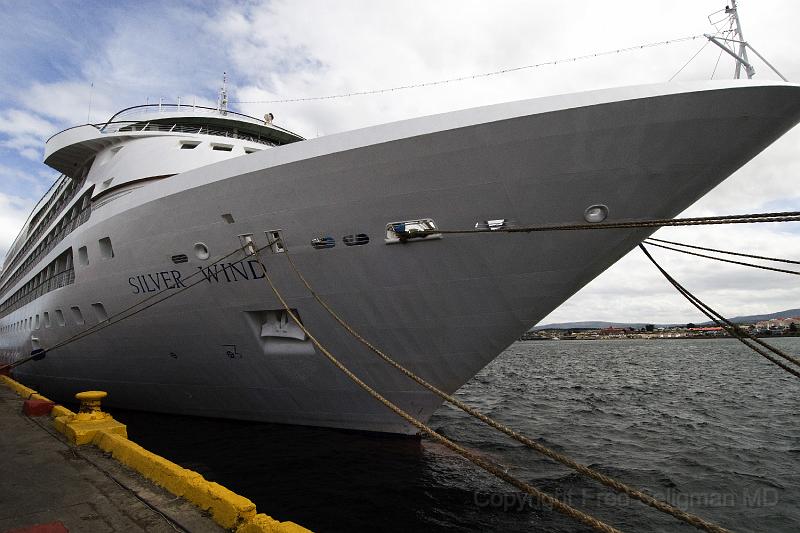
[107,104,264,126]
[99,122,277,146]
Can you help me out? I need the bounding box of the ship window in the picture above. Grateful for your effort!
[71,306,84,325]
[311,236,335,250]
[35,315,40,329]
[385,219,441,244]
[78,246,89,266]
[343,234,370,246]
[43,312,51,328]
[221,213,235,224]
[211,143,233,151]
[194,242,209,260]
[55,309,65,327]
[244,147,261,154]
[91,303,108,322]
[99,237,114,259]
[266,230,285,253]
[180,141,200,149]
[102,177,114,189]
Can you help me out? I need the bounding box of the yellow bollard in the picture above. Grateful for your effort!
[75,391,109,421]
[54,390,127,445]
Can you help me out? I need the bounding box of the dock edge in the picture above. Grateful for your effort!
[1,375,311,532]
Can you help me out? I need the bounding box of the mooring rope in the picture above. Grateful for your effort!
[643,240,800,275]
[414,211,800,236]
[0,242,259,373]
[248,238,624,533]
[46,245,250,353]
[646,237,800,266]
[280,250,733,533]
[639,244,800,378]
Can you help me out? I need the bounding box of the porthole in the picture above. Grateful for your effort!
[584,204,609,223]
[194,242,210,260]
[55,309,66,327]
[343,234,369,246]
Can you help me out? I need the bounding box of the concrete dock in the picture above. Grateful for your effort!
[0,376,310,533]
[0,383,225,532]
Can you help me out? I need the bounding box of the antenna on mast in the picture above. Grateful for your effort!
[87,82,94,123]
[217,72,229,115]
[728,0,752,79]
[704,0,788,81]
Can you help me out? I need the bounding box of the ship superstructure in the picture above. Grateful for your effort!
[1,80,799,433]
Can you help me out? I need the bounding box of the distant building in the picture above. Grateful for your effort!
[755,317,800,332]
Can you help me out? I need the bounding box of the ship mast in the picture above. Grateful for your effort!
[217,72,229,115]
[728,0,751,79]
[704,1,788,81]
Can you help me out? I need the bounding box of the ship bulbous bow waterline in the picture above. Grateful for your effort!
[2,81,799,433]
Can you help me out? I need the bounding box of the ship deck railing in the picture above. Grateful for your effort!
[0,178,86,289]
[105,103,266,126]
[98,121,277,146]
[0,267,75,319]
[0,206,89,305]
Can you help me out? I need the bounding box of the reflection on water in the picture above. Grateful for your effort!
[114,338,800,532]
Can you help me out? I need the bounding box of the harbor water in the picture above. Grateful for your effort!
[114,338,800,532]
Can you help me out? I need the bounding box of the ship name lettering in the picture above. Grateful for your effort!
[197,260,266,284]
[128,270,186,294]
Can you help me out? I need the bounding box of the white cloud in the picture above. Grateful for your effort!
[1,0,799,323]
[0,192,35,264]
[19,147,40,161]
[0,109,58,155]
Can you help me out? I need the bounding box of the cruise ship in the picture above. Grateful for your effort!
[1,80,799,433]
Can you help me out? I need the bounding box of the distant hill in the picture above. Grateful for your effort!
[533,308,800,330]
[708,308,800,324]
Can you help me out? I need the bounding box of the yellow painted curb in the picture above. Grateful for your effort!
[61,414,128,445]
[0,374,311,532]
[93,431,256,528]
[237,513,313,533]
[0,375,37,397]
[51,404,76,418]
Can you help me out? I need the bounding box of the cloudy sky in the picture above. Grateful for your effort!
[1,0,798,324]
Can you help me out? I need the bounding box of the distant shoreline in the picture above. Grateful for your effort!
[520,333,800,341]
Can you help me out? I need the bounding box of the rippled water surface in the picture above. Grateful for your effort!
[115,339,800,532]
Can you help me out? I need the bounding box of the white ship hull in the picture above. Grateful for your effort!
[2,81,799,433]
